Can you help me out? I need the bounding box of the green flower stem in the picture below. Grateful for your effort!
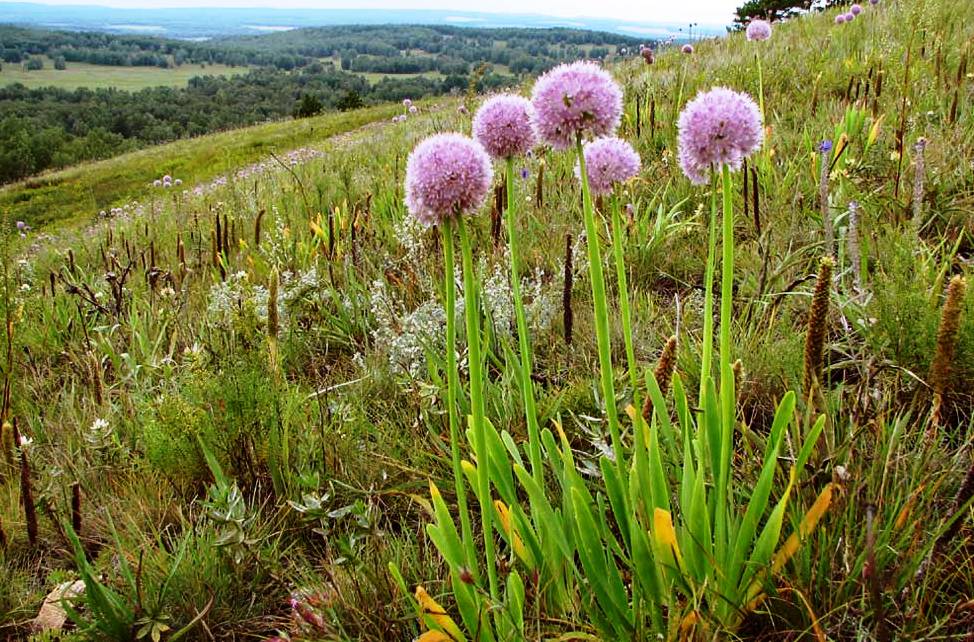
[756,51,765,125]
[575,137,625,472]
[503,157,544,486]
[441,217,477,576]
[699,181,718,406]
[715,163,737,562]
[457,217,500,604]
[609,195,640,409]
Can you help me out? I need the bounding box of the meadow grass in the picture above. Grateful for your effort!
[0,57,246,90]
[1,0,973,639]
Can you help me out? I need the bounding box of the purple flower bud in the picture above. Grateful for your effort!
[681,44,695,54]
[16,221,26,231]
[850,4,862,15]
[835,14,846,23]
[818,140,833,154]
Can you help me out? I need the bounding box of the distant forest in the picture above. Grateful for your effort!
[0,24,645,183]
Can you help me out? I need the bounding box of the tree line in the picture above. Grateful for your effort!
[0,64,517,183]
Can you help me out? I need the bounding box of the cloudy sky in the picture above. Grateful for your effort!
[1,0,739,25]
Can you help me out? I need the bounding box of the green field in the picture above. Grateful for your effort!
[0,57,247,89]
[319,55,446,85]
[2,0,974,640]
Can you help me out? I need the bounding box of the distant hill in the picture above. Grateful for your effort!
[0,2,726,40]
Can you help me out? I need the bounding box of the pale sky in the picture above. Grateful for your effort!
[2,0,739,25]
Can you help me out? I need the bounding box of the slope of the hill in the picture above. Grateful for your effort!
[1,0,973,639]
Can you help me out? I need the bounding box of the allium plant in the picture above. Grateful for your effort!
[745,20,772,120]
[581,137,642,401]
[406,71,835,642]
[473,93,545,486]
[533,60,628,474]
[405,132,496,627]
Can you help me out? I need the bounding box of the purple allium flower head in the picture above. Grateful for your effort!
[578,136,641,195]
[844,12,855,21]
[403,98,412,107]
[677,87,763,185]
[681,44,694,54]
[746,19,772,41]
[405,133,493,226]
[163,175,172,183]
[869,0,878,5]
[174,178,182,185]
[529,61,623,150]
[16,220,26,231]
[153,179,162,187]
[473,94,537,159]
[409,105,418,114]
[850,3,862,14]
[835,14,846,23]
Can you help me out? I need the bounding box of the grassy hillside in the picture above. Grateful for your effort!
[1,0,973,639]
[0,100,420,229]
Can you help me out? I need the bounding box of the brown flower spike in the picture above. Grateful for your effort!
[929,275,967,426]
[803,256,834,401]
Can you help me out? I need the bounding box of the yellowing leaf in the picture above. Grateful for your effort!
[679,610,701,641]
[771,482,836,575]
[652,508,685,573]
[895,484,924,530]
[417,632,454,642]
[494,500,531,566]
[429,480,440,499]
[415,585,465,642]
[867,115,885,146]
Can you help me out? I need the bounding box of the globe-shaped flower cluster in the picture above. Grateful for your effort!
[677,87,763,185]
[579,137,641,196]
[530,61,623,150]
[746,19,772,41]
[473,94,537,159]
[405,133,493,226]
